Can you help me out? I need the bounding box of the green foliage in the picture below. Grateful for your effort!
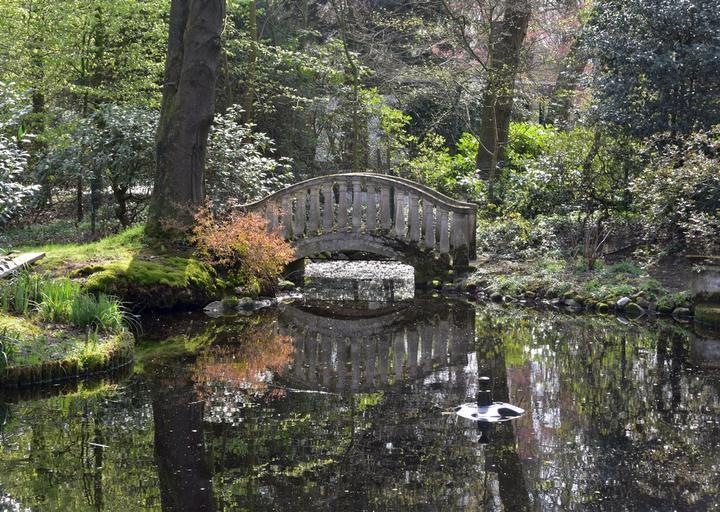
[476,213,558,259]
[0,83,38,224]
[206,105,292,208]
[35,104,157,226]
[0,272,127,332]
[402,132,483,199]
[587,0,720,137]
[505,122,555,171]
[0,0,168,107]
[634,127,720,255]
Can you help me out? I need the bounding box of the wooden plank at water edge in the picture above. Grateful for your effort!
[0,252,46,279]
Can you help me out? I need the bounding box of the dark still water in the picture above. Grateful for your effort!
[1,300,719,511]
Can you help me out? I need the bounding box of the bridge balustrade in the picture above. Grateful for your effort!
[238,173,477,266]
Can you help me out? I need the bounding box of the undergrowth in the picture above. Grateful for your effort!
[0,271,131,332]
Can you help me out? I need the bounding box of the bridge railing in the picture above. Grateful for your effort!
[238,173,477,264]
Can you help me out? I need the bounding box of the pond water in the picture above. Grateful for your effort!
[1,298,719,511]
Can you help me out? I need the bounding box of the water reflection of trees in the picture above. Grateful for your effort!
[0,306,719,511]
[480,307,720,510]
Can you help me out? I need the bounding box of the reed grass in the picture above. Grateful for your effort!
[0,272,130,332]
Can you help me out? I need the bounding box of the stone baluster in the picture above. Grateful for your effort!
[265,201,278,231]
[322,183,334,233]
[365,184,377,232]
[408,193,420,242]
[293,190,306,238]
[380,186,392,230]
[438,208,450,254]
[394,330,405,382]
[420,324,433,369]
[337,181,348,229]
[436,318,449,365]
[351,337,361,393]
[281,195,292,238]
[308,187,321,234]
[378,333,390,387]
[306,331,318,386]
[451,211,469,266]
[320,334,333,389]
[393,190,406,239]
[352,179,362,231]
[406,328,419,378]
[335,336,347,394]
[293,328,307,381]
[423,200,435,249]
[365,336,377,387]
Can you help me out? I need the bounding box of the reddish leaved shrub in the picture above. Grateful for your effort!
[192,204,295,289]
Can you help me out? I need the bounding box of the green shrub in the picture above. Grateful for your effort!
[0,272,128,332]
[603,260,644,276]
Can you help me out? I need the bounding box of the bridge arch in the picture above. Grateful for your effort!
[238,173,477,272]
[277,301,476,394]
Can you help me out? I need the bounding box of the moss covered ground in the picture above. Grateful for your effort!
[0,312,133,386]
[14,225,221,310]
[466,257,692,312]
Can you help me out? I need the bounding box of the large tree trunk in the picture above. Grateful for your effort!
[146,0,226,237]
[476,0,532,204]
[151,368,215,512]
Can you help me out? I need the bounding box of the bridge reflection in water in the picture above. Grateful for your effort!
[277,300,476,394]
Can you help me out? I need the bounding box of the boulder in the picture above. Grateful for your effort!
[237,297,256,310]
[672,307,693,320]
[623,302,645,317]
[203,301,226,318]
[617,297,631,308]
[636,297,651,308]
[277,279,296,291]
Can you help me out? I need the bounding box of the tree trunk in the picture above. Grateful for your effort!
[546,35,588,129]
[242,0,257,125]
[146,0,226,237]
[76,175,84,223]
[476,0,532,203]
[151,369,215,512]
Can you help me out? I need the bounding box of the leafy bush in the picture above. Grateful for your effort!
[192,206,295,290]
[206,105,292,208]
[476,213,561,259]
[35,104,157,228]
[0,83,38,225]
[635,127,720,255]
[402,132,483,200]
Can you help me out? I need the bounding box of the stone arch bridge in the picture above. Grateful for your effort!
[238,173,477,280]
[277,301,475,394]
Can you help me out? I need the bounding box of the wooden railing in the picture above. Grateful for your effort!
[238,173,477,264]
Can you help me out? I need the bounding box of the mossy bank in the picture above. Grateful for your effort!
[0,312,133,387]
[17,226,222,310]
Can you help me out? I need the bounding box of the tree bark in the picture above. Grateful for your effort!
[147,0,226,237]
[476,0,532,203]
